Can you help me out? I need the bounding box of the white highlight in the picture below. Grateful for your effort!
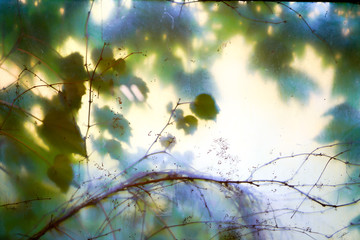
[91,0,115,24]
[120,85,134,101]
[130,84,144,101]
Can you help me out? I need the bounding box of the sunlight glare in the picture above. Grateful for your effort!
[91,0,115,25]
[57,37,86,59]
[174,47,191,73]
[31,105,44,120]
[274,4,282,16]
[0,64,19,89]
[31,71,57,99]
[190,3,208,26]
[209,36,339,181]
[123,0,132,9]
[24,121,49,151]
[59,7,65,16]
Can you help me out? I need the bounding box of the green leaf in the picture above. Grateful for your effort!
[40,109,86,156]
[176,115,198,135]
[47,154,73,193]
[190,94,219,120]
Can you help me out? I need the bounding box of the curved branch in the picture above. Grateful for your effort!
[29,166,360,239]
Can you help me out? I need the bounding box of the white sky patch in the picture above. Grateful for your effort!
[119,82,180,154]
[189,3,208,26]
[30,105,44,121]
[57,37,87,60]
[174,47,191,73]
[24,122,47,147]
[203,36,343,180]
[91,0,115,25]
[315,2,330,15]
[0,64,19,89]
[274,4,282,16]
[309,3,330,19]
[123,0,132,9]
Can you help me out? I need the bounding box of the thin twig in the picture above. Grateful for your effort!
[0,197,51,208]
[222,1,287,25]
[277,2,337,63]
[290,149,350,218]
[98,202,117,240]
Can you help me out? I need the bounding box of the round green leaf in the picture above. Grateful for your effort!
[190,94,219,120]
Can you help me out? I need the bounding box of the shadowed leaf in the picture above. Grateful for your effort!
[47,154,73,193]
[112,58,126,74]
[176,115,198,135]
[40,109,86,156]
[105,139,122,160]
[94,105,131,143]
[60,52,87,81]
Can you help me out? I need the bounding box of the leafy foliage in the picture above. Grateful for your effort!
[0,1,360,239]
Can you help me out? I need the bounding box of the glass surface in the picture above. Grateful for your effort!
[0,1,360,239]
